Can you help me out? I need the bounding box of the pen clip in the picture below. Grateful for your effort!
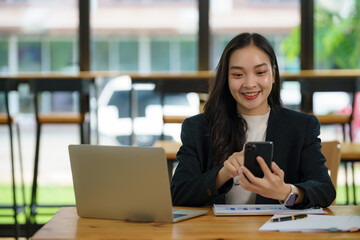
[270,214,307,223]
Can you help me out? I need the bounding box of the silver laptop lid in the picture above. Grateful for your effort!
[68,144,174,222]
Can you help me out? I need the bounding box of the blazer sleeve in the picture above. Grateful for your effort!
[170,117,232,206]
[293,115,336,208]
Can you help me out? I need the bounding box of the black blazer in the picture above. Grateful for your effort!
[170,106,336,208]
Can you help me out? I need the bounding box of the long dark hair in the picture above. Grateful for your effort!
[204,32,282,167]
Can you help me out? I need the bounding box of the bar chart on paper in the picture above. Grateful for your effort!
[212,204,327,216]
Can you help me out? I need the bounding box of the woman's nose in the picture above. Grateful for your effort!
[243,74,256,88]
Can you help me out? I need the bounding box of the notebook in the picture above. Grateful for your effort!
[68,144,207,223]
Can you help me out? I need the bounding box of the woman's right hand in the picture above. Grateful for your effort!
[216,151,244,189]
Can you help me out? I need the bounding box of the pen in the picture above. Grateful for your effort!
[270,214,307,223]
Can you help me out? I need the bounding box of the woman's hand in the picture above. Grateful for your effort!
[215,151,244,189]
[238,156,290,201]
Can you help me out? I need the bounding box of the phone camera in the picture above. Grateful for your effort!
[245,144,256,152]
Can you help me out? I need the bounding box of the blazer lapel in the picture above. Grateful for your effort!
[266,106,281,142]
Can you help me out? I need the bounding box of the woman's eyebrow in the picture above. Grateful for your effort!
[229,63,269,70]
[229,65,244,70]
[254,63,269,68]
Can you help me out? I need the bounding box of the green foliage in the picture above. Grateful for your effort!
[280,27,300,62]
[0,38,8,68]
[281,0,360,69]
[0,185,75,224]
[51,40,74,71]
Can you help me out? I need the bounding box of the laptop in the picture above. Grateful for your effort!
[68,144,207,223]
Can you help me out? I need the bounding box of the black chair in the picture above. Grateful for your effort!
[29,78,91,225]
[0,79,29,239]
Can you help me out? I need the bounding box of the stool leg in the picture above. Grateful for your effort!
[80,121,90,144]
[167,160,173,182]
[30,122,41,225]
[87,121,91,144]
[344,161,350,205]
[342,124,346,142]
[9,121,20,239]
[5,88,21,238]
[349,122,353,142]
[16,122,31,238]
[80,122,84,144]
[352,162,357,205]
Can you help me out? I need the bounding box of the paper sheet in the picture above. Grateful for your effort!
[259,215,360,232]
[213,204,326,215]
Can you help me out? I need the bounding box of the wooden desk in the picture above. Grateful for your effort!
[31,206,360,240]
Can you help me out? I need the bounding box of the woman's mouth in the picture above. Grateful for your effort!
[242,91,260,100]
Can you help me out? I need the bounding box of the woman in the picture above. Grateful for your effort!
[170,32,335,209]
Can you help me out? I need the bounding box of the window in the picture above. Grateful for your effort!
[314,0,360,69]
[119,40,139,71]
[90,0,198,72]
[91,40,109,71]
[51,40,75,72]
[151,39,170,72]
[180,39,197,71]
[0,38,8,72]
[18,40,41,72]
[210,0,300,71]
[0,0,77,73]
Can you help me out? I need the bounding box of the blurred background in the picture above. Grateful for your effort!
[0,0,359,236]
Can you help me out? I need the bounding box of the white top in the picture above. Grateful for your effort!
[225,109,270,204]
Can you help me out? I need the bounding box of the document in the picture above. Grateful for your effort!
[260,214,360,232]
[212,204,326,216]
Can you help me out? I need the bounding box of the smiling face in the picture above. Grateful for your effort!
[228,43,275,116]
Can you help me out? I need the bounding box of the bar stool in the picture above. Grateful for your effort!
[316,114,352,142]
[340,143,360,205]
[0,79,29,239]
[299,77,357,142]
[29,79,91,225]
[162,115,187,124]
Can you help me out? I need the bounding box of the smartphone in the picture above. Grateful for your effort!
[244,141,273,178]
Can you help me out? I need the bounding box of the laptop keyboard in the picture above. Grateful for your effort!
[173,213,187,219]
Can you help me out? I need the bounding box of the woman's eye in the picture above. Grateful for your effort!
[257,71,266,75]
[232,73,243,77]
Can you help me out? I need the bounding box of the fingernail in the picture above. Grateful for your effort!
[234,175,240,185]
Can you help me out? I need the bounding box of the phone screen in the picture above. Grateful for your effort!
[244,141,273,178]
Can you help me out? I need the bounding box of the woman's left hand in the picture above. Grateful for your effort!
[238,156,290,201]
